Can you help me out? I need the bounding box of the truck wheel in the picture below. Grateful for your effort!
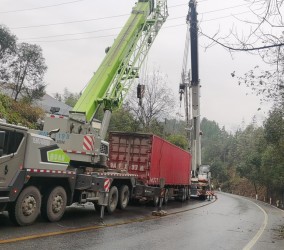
[183,188,187,201]
[152,196,159,207]
[41,186,67,222]
[107,186,118,214]
[9,186,41,226]
[118,185,129,210]
[186,188,190,200]
[178,188,186,202]
[163,189,169,205]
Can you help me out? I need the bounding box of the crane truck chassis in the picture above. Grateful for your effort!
[0,0,168,226]
[0,121,163,226]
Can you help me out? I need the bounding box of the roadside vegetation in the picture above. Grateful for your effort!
[0,93,44,128]
[200,109,284,209]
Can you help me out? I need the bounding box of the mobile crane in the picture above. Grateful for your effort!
[0,0,168,226]
[179,0,211,200]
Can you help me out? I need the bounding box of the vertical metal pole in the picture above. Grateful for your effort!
[189,0,201,176]
[100,205,105,220]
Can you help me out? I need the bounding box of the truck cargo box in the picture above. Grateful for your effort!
[108,132,191,186]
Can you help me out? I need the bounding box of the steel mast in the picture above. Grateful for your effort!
[179,0,201,178]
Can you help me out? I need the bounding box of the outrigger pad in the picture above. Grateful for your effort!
[152,210,167,216]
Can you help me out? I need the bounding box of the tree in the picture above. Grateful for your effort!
[261,105,284,199]
[126,71,176,134]
[108,105,140,133]
[200,118,232,187]
[166,134,188,150]
[0,25,17,83]
[9,43,47,102]
[53,88,81,107]
[199,0,284,105]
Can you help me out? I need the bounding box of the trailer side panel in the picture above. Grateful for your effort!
[108,132,191,186]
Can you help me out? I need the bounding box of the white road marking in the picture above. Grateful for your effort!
[243,201,268,250]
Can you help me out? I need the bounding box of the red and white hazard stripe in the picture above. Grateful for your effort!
[97,172,138,178]
[83,135,95,151]
[206,191,214,196]
[104,179,111,192]
[48,114,66,119]
[26,168,76,175]
[64,150,96,156]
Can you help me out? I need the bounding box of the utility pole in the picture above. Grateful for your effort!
[189,0,201,177]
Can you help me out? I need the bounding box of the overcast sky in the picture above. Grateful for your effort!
[0,0,275,131]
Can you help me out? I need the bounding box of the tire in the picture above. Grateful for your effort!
[9,186,41,226]
[152,196,159,207]
[186,188,190,200]
[178,188,186,202]
[107,186,118,214]
[118,185,129,210]
[182,188,187,202]
[200,195,206,201]
[163,189,169,205]
[41,186,67,222]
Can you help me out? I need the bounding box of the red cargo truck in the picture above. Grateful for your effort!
[108,132,192,204]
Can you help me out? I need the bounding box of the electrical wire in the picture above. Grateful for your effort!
[27,33,116,43]
[22,27,122,40]
[10,2,249,30]
[20,8,252,42]
[11,14,129,30]
[0,0,87,14]
[23,11,252,43]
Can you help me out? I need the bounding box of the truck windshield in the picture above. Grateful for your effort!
[0,129,24,155]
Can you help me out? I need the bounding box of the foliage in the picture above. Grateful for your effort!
[166,134,188,150]
[236,64,284,105]
[200,107,284,205]
[8,43,47,102]
[108,105,140,133]
[0,93,44,128]
[54,88,81,107]
[200,118,232,188]
[0,25,17,83]
[0,26,47,103]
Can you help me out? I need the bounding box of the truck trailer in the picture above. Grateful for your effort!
[108,132,192,204]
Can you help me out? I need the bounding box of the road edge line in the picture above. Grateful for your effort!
[242,201,268,250]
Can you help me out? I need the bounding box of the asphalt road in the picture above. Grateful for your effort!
[0,192,283,250]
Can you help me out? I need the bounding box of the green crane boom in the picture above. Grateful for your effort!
[72,0,168,123]
[41,0,167,165]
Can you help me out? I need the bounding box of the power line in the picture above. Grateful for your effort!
[26,33,117,43]
[11,14,129,30]
[10,2,249,30]
[22,27,122,40]
[201,3,249,14]
[22,10,252,42]
[0,0,86,14]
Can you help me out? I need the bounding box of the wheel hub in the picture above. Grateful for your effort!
[22,196,37,216]
[52,195,63,213]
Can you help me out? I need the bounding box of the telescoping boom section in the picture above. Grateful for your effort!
[71,0,168,123]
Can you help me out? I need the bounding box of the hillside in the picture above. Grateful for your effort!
[0,93,44,129]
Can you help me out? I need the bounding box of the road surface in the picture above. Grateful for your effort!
[0,192,283,250]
